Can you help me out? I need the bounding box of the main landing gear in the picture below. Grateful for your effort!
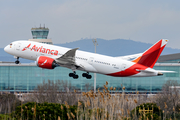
[69,71,79,79]
[82,72,92,79]
[15,57,20,64]
[69,72,92,79]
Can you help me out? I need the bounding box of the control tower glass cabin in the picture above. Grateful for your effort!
[31,27,49,39]
[29,26,53,44]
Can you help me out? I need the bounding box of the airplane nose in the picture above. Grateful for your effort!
[4,45,10,53]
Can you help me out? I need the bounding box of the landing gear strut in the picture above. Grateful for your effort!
[15,57,20,64]
[82,72,92,79]
[69,71,79,79]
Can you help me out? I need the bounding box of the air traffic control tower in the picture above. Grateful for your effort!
[28,25,53,44]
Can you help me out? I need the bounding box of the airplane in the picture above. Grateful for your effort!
[4,39,172,79]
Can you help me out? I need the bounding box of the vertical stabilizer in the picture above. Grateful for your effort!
[132,39,168,68]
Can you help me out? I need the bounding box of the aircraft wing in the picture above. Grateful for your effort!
[54,48,95,72]
[115,53,143,61]
[55,48,79,65]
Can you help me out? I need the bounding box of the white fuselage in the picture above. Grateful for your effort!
[4,40,159,77]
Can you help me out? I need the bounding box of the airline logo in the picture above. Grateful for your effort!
[22,44,31,51]
[40,59,47,66]
[22,43,58,56]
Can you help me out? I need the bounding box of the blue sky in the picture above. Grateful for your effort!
[1,0,180,49]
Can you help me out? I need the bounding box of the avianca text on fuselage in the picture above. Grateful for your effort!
[22,43,58,56]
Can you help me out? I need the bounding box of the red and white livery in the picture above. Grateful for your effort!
[4,39,172,79]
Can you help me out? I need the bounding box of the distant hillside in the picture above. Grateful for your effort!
[56,38,180,56]
[0,38,180,63]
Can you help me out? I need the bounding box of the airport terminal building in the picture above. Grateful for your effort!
[1,26,180,93]
[0,54,180,93]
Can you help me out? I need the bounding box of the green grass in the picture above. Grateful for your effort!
[0,114,12,120]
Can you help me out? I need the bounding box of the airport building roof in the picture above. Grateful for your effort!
[157,53,180,63]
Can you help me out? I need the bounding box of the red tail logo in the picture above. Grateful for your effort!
[132,39,168,68]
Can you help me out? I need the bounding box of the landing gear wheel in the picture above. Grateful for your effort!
[69,71,79,79]
[15,57,20,64]
[82,73,87,77]
[73,75,79,79]
[15,61,19,64]
[69,73,74,77]
[86,75,92,79]
[82,72,92,79]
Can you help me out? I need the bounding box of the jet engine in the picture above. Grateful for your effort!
[36,56,57,69]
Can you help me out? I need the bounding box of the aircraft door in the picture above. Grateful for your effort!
[16,43,21,50]
[88,57,94,65]
[121,64,127,71]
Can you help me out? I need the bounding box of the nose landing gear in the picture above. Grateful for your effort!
[15,57,20,64]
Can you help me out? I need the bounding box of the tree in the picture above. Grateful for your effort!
[0,93,21,114]
[131,103,161,120]
[29,80,78,105]
[12,102,77,120]
[152,80,180,118]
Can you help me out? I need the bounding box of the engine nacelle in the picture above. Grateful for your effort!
[36,56,57,69]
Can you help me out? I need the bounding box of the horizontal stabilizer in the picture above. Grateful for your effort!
[156,70,176,73]
[136,69,175,73]
[136,69,175,76]
[136,69,157,73]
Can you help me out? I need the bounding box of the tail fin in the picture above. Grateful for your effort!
[132,39,168,68]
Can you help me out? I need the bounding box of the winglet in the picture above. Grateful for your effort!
[132,39,168,68]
